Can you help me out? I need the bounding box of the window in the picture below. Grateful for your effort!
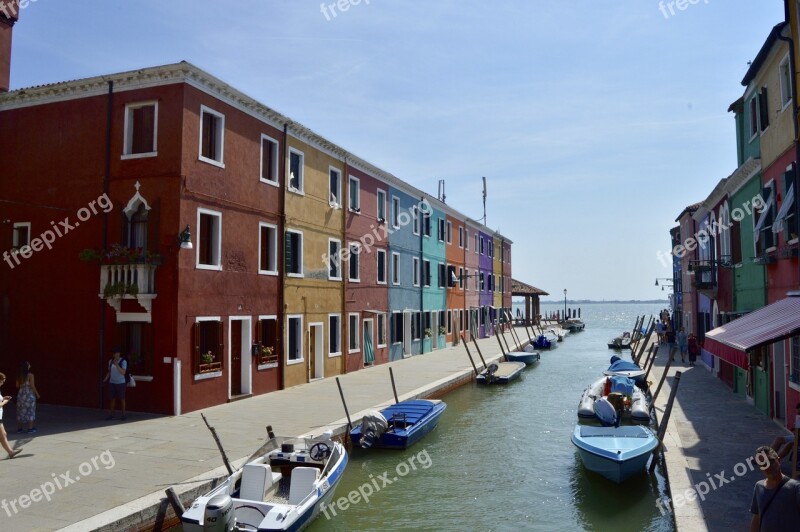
[286,316,303,363]
[257,316,278,366]
[719,202,731,259]
[377,249,387,284]
[392,197,400,228]
[12,222,30,249]
[423,212,432,237]
[288,148,304,193]
[412,312,421,340]
[123,102,157,158]
[197,209,222,270]
[348,176,360,212]
[459,267,465,289]
[377,189,387,222]
[749,97,759,139]
[260,134,279,184]
[447,310,452,334]
[392,252,400,285]
[446,265,456,287]
[412,207,420,235]
[285,230,303,276]
[480,272,485,291]
[438,263,446,288]
[780,55,793,109]
[127,203,148,249]
[199,105,224,166]
[377,313,387,347]
[329,167,341,207]
[474,271,479,291]
[348,313,360,353]
[465,229,469,251]
[349,243,360,281]
[328,239,342,280]
[446,221,452,244]
[480,237,485,255]
[438,219,445,242]
[194,319,223,375]
[790,335,799,384]
[391,312,403,344]
[759,88,769,132]
[329,315,341,356]
[413,257,420,286]
[458,226,463,248]
[259,223,278,275]
[755,184,775,253]
[123,322,151,375]
[439,310,445,334]
[423,259,431,287]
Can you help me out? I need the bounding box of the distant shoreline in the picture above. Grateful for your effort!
[534,300,668,304]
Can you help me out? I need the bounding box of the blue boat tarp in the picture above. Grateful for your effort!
[609,375,635,395]
[607,360,641,373]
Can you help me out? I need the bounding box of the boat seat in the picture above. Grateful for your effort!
[288,467,319,505]
[239,463,282,501]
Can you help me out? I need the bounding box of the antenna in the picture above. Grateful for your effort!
[438,179,446,204]
[482,176,487,225]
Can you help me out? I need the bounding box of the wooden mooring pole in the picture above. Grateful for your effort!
[201,413,233,476]
[634,323,655,365]
[649,356,674,413]
[335,377,353,434]
[471,336,489,370]
[649,371,682,473]
[461,334,479,376]
[389,367,400,404]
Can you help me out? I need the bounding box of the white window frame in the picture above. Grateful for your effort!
[12,222,31,249]
[348,175,361,213]
[423,259,431,287]
[260,134,279,185]
[286,315,304,365]
[459,267,464,290]
[780,54,793,110]
[328,238,342,281]
[438,218,445,242]
[458,226,463,248]
[377,249,387,285]
[413,206,420,235]
[446,221,452,244]
[122,101,158,159]
[474,234,479,254]
[392,196,400,228]
[438,262,445,288]
[258,222,278,275]
[288,147,305,195]
[194,316,223,380]
[348,242,361,282]
[392,252,401,285]
[749,97,759,141]
[328,314,342,357]
[329,166,342,207]
[413,257,420,287]
[257,314,278,370]
[348,312,360,353]
[377,188,387,222]
[377,312,387,348]
[285,229,304,278]
[198,105,225,167]
[196,208,222,271]
[465,229,469,251]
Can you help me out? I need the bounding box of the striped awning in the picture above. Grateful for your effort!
[704,295,800,369]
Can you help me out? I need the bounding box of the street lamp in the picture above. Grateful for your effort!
[563,288,567,321]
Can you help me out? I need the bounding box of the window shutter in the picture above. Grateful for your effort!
[218,321,224,368]
[285,232,293,273]
[256,318,263,347]
[193,322,200,373]
[759,88,769,131]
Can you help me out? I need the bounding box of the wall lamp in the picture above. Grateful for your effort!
[179,225,193,250]
[654,278,672,286]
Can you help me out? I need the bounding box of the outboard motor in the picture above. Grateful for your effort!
[359,410,389,448]
[203,493,235,532]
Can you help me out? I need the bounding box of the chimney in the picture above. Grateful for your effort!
[0,0,19,92]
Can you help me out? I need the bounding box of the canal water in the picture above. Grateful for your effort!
[310,302,674,532]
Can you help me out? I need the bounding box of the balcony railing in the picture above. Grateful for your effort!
[99,263,158,318]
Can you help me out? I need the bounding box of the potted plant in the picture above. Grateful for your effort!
[438,326,446,336]
[260,346,277,365]
[424,328,432,338]
[201,351,214,364]
[199,350,221,373]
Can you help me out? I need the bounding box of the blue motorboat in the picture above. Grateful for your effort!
[605,357,647,388]
[571,425,659,483]
[505,346,541,365]
[532,334,554,350]
[351,399,447,450]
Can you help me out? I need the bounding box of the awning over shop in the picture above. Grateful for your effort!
[704,295,800,369]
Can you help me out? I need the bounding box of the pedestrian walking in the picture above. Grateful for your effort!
[750,445,800,530]
[102,349,127,421]
[665,327,677,361]
[0,373,23,459]
[655,320,665,344]
[687,333,699,366]
[677,327,688,363]
[15,361,40,433]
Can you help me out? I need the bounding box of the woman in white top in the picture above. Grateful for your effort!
[0,372,23,459]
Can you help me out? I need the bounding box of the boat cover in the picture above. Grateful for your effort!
[607,360,640,373]
[609,375,634,396]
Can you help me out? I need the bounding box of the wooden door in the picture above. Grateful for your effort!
[309,327,316,380]
[231,320,242,396]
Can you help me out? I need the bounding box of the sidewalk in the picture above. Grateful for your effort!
[0,332,512,531]
[647,343,790,531]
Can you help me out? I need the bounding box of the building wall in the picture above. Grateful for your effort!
[763,148,799,303]
[502,240,512,311]
[464,222,481,340]
[731,178,768,313]
[478,230,493,336]
[754,40,793,171]
[422,204,446,351]
[445,215,466,345]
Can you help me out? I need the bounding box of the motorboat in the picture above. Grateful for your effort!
[545,326,568,341]
[571,424,659,483]
[531,334,556,350]
[350,399,446,450]
[604,357,647,388]
[577,376,650,425]
[504,344,541,365]
[181,434,347,532]
[561,319,586,332]
[607,332,631,350]
[476,361,526,384]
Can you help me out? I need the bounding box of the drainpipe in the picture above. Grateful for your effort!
[419,196,425,354]
[777,21,800,288]
[342,155,348,374]
[279,123,288,390]
[99,80,113,408]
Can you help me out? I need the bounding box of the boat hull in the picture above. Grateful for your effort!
[476,361,526,384]
[505,351,540,365]
[571,425,658,483]
[350,400,447,450]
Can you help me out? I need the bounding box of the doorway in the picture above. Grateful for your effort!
[309,323,324,381]
[229,317,252,398]
[363,319,375,365]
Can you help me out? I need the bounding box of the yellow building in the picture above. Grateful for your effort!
[492,233,503,311]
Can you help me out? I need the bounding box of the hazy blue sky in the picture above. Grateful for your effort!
[6,0,786,300]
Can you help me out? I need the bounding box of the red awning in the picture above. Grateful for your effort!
[704,295,800,369]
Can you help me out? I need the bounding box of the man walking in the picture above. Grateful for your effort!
[103,349,127,421]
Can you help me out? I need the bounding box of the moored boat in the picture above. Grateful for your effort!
[350,399,447,450]
[181,434,347,532]
[504,345,541,365]
[607,332,631,350]
[476,361,526,384]
[561,319,586,332]
[577,376,650,425]
[571,424,659,483]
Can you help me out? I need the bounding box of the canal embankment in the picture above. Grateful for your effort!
[0,332,513,532]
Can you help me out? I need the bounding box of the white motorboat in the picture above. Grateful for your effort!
[181,434,347,532]
[577,376,650,425]
[572,425,659,483]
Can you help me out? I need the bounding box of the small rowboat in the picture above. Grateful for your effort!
[504,344,541,365]
[571,424,659,483]
[476,361,526,384]
[350,399,447,450]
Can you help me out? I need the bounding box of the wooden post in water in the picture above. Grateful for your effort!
[335,377,353,435]
[630,316,642,342]
[634,323,655,365]
[649,371,682,473]
[461,333,479,376]
[495,329,507,357]
[643,344,659,382]
[649,356,674,413]
[508,311,523,348]
[389,367,400,404]
[201,413,233,476]
[471,336,489,370]
[165,487,186,517]
[499,323,513,353]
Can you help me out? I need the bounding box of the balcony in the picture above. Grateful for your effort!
[99,263,158,321]
[689,259,719,297]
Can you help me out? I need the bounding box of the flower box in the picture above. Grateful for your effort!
[198,361,222,374]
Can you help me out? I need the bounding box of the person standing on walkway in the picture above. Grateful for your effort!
[687,333,699,366]
[677,327,688,363]
[103,349,127,421]
[665,327,677,361]
[0,373,23,459]
[15,361,40,434]
[656,320,665,344]
[750,445,800,531]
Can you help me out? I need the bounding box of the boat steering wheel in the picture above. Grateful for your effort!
[309,442,331,460]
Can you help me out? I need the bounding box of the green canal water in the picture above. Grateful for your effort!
[309,302,674,532]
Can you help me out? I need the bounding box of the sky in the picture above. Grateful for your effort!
[5,0,787,300]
